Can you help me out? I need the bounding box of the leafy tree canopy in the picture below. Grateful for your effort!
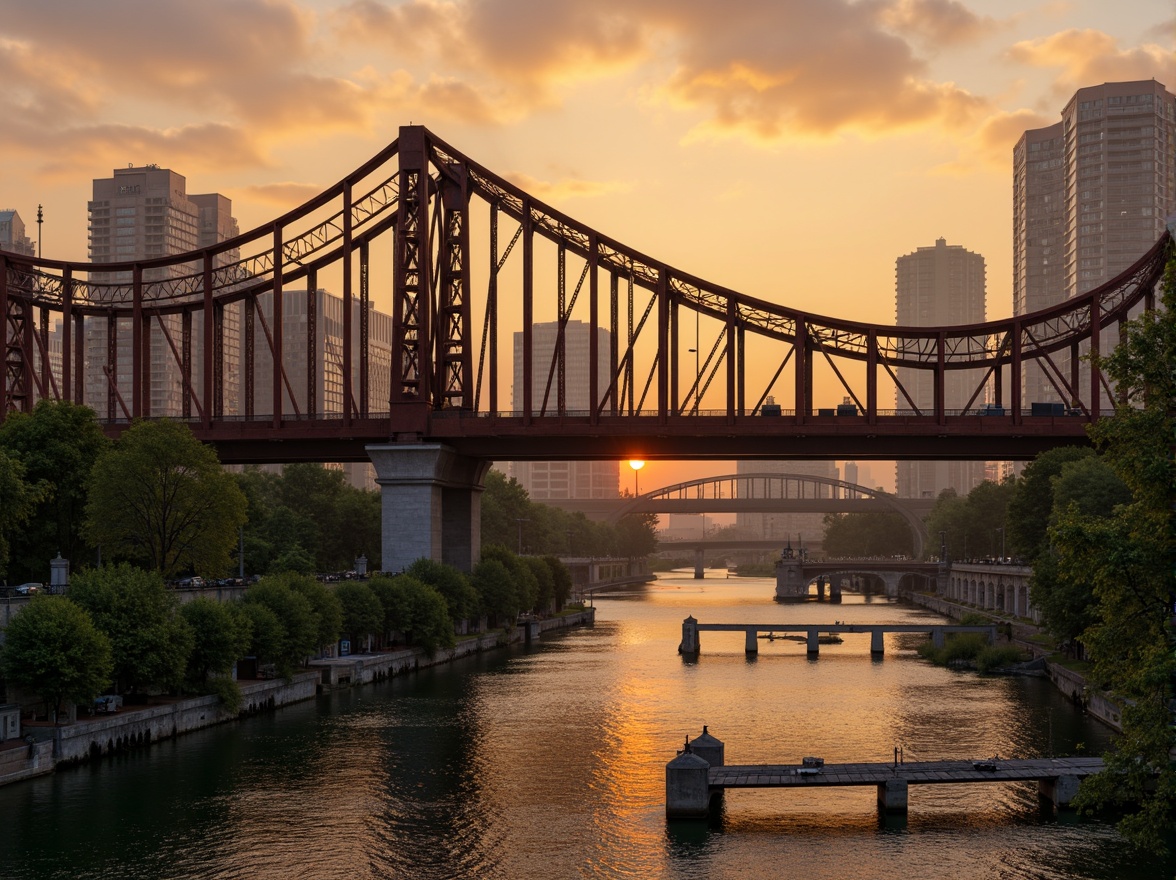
[179,597,251,688]
[821,511,914,558]
[70,563,193,695]
[84,420,246,577]
[1,595,112,719]
[0,448,42,580]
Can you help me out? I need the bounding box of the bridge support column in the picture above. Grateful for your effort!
[679,616,700,655]
[807,629,819,655]
[877,779,908,813]
[694,547,705,580]
[367,444,490,574]
[666,748,713,819]
[688,726,725,768]
[829,578,842,603]
[932,629,946,649]
[870,629,884,655]
[745,629,758,654]
[1038,775,1080,809]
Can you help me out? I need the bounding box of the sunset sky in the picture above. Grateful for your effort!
[3,0,1174,492]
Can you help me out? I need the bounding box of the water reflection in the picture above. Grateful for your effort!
[0,573,1172,880]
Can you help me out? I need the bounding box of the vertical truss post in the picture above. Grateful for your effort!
[244,295,255,419]
[272,225,284,427]
[0,256,10,418]
[61,266,72,402]
[202,253,214,427]
[307,270,317,418]
[866,328,877,424]
[20,297,33,411]
[213,303,224,419]
[626,274,634,415]
[992,343,1002,408]
[38,306,49,401]
[1069,341,1079,410]
[439,164,471,410]
[182,309,192,419]
[1010,320,1022,425]
[360,239,370,417]
[342,181,354,425]
[522,198,533,423]
[106,313,117,421]
[488,205,499,415]
[132,264,143,419]
[72,311,84,406]
[393,125,432,403]
[794,317,808,423]
[669,296,678,415]
[737,324,746,416]
[936,331,946,425]
[609,273,619,416]
[558,244,566,414]
[1089,296,1101,420]
[726,296,736,422]
[588,233,599,426]
[657,267,669,423]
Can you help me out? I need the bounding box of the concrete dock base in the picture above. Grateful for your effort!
[1039,775,1081,808]
[877,779,909,813]
[666,749,713,818]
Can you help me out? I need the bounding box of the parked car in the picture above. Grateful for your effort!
[14,583,42,595]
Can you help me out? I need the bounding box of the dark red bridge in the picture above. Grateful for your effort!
[3,125,1170,465]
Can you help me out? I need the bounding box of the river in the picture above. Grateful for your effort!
[1,572,1171,879]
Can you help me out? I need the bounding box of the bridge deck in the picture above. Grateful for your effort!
[694,623,991,634]
[710,757,1104,789]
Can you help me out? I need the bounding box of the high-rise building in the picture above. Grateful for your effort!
[0,210,35,256]
[511,320,619,500]
[84,166,241,418]
[894,238,987,499]
[1014,80,1176,407]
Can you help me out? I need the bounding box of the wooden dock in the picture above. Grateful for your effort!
[678,617,999,655]
[665,728,1103,818]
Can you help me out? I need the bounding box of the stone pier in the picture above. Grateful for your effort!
[367,444,491,573]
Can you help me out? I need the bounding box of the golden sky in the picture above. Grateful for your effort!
[2,0,1173,492]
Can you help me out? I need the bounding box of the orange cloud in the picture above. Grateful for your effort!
[1007,29,1176,96]
[238,182,326,208]
[931,107,1054,175]
[504,172,632,201]
[873,0,1003,47]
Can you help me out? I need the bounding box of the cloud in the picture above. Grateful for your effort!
[873,0,1003,47]
[239,182,326,208]
[931,107,1054,175]
[1007,29,1176,95]
[504,172,632,202]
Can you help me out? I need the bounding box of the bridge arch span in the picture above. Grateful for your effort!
[613,472,930,557]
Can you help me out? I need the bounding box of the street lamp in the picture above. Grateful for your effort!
[628,459,645,497]
[996,527,1005,561]
[516,517,529,555]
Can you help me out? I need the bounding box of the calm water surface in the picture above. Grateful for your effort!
[2,574,1172,879]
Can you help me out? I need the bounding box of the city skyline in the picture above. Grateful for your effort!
[2,0,1172,495]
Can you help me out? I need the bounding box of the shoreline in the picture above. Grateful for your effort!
[0,607,596,788]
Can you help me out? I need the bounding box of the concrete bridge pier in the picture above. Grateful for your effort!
[932,629,946,649]
[871,630,884,655]
[815,578,826,601]
[807,629,820,655]
[367,444,491,574]
[745,629,759,654]
[829,578,842,603]
[665,744,712,818]
[1038,775,1081,809]
[877,779,909,813]
[694,548,705,580]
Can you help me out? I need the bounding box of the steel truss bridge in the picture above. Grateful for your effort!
[2,125,1171,464]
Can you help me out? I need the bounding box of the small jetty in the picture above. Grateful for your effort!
[666,727,1103,818]
[678,616,997,656]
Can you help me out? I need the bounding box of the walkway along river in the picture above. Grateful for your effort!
[0,573,1171,880]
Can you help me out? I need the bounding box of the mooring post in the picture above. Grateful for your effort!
[877,779,909,813]
[666,739,712,819]
[679,616,700,655]
[689,726,725,768]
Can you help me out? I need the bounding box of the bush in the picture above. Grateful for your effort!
[976,645,1027,673]
[207,676,242,715]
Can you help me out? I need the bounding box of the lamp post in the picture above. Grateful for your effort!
[996,527,1005,561]
[36,204,42,258]
[516,517,529,555]
[939,530,947,563]
[628,459,644,497]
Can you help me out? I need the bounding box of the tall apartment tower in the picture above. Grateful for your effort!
[85,166,241,418]
[511,320,619,500]
[895,238,987,499]
[0,210,35,256]
[735,459,838,547]
[1014,80,1176,407]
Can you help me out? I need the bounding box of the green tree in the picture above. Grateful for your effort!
[368,575,413,639]
[543,556,573,610]
[0,448,41,580]
[407,558,479,624]
[284,574,343,652]
[178,597,251,688]
[1006,446,1096,559]
[616,512,659,559]
[822,511,915,557]
[0,595,112,721]
[1057,247,1176,853]
[0,400,109,583]
[524,555,555,612]
[70,564,193,695]
[472,558,521,625]
[403,581,456,653]
[239,601,284,668]
[244,578,321,674]
[480,545,538,612]
[335,582,384,651]
[84,420,247,577]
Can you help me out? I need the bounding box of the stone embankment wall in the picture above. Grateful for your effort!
[0,608,595,787]
[905,591,1122,732]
